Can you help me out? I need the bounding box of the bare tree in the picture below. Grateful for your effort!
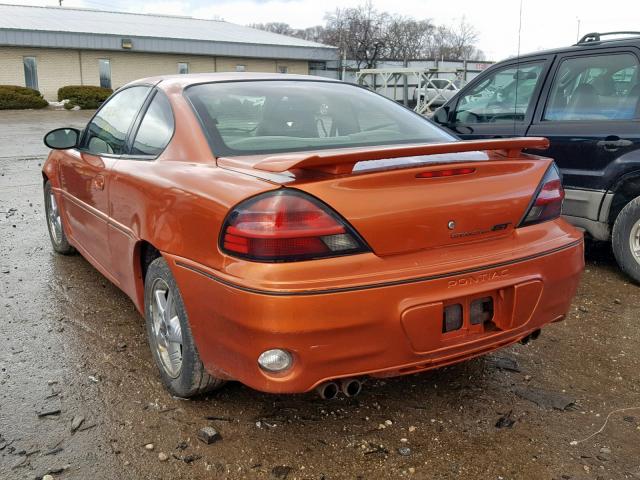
[249,22,294,36]
[385,16,434,63]
[429,17,484,60]
[324,2,389,69]
[249,7,485,63]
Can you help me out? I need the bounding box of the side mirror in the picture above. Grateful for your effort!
[44,128,80,150]
[433,107,450,125]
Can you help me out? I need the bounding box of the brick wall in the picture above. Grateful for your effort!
[0,47,82,100]
[0,46,310,100]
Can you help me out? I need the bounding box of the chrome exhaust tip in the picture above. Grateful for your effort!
[339,378,362,397]
[316,381,339,400]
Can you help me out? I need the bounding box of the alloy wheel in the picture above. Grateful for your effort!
[149,278,183,378]
[47,191,63,246]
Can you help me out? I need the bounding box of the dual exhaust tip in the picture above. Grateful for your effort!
[316,330,542,398]
[316,378,362,400]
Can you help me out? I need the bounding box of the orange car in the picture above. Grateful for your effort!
[42,73,584,399]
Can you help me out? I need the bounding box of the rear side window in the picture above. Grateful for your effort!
[454,62,544,124]
[131,92,175,156]
[82,86,151,155]
[544,53,640,121]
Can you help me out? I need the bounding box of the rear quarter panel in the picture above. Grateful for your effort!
[107,87,277,311]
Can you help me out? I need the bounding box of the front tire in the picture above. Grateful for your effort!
[612,196,640,284]
[44,180,74,255]
[144,257,225,397]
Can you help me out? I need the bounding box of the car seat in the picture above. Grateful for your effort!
[629,83,640,117]
[256,97,319,138]
[566,83,600,119]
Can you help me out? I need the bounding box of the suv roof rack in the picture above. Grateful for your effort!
[576,31,640,45]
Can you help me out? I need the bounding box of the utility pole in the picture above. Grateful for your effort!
[576,17,581,42]
[59,0,63,6]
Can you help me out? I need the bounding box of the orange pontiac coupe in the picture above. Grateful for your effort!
[42,73,584,399]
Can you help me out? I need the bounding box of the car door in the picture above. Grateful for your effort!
[58,85,152,279]
[107,89,176,301]
[527,48,640,203]
[441,57,552,139]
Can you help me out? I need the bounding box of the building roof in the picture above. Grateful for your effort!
[0,3,337,61]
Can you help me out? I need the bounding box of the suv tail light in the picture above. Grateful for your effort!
[519,164,564,227]
[220,190,369,262]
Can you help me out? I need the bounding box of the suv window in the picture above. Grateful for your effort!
[454,62,544,124]
[82,86,151,155]
[544,53,639,121]
[131,92,175,156]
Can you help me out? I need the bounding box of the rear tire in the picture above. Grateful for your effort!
[44,180,74,255]
[144,257,225,397]
[612,196,640,284]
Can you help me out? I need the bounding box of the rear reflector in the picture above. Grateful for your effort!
[470,297,494,325]
[221,190,369,262]
[416,167,476,178]
[442,304,463,333]
[519,164,564,227]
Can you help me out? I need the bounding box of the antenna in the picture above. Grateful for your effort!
[513,0,523,137]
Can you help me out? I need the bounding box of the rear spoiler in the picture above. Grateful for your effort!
[253,137,550,174]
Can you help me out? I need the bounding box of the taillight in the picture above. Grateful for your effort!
[519,164,565,227]
[220,190,369,262]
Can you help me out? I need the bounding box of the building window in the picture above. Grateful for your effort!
[309,61,326,71]
[99,59,112,89]
[178,62,189,74]
[235,64,246,72]
[23,57,38,90]
[277,65,289,74]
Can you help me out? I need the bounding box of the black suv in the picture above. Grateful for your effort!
[433,32,640,282]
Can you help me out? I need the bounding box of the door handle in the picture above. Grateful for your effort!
[597,137,633,151]
[92,174,105,190]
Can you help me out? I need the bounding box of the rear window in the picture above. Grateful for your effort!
[185,80,455,156]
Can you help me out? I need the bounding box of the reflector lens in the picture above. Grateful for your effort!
[519,165,564,227]
[257,349,293,372]
[221,190,367,261]
[443,304,463,333]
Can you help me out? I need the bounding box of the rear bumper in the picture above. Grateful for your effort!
[167,230,584,394]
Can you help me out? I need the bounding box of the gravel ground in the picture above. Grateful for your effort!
[1,110,639,480]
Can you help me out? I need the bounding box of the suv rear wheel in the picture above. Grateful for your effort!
[612,196,640,284]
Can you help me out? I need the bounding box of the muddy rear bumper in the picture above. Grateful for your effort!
[167,230,584,394]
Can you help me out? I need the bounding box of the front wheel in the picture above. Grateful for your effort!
[44,180,74,255]
[612,196,640,284]
[144,257,225,397]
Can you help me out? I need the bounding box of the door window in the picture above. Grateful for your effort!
[23,57,38,90]
[544,53,640,121]
[99,59,112,89]
[82,86,151,155]
[131,92,175,156]
[454,62,544,124]
[178,62,189,74]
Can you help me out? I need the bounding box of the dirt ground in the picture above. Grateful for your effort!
[1,109,639,480]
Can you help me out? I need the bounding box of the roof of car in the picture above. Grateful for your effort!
[133,72,340,90]
[494,34,640,64]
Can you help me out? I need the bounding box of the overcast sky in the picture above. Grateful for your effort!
[10,0,640,61]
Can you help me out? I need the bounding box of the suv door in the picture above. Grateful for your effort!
[526,49,640,238]
[440,58,551,139]
[58,85,152,278]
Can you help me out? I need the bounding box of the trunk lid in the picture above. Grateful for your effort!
[217,138,552,256]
